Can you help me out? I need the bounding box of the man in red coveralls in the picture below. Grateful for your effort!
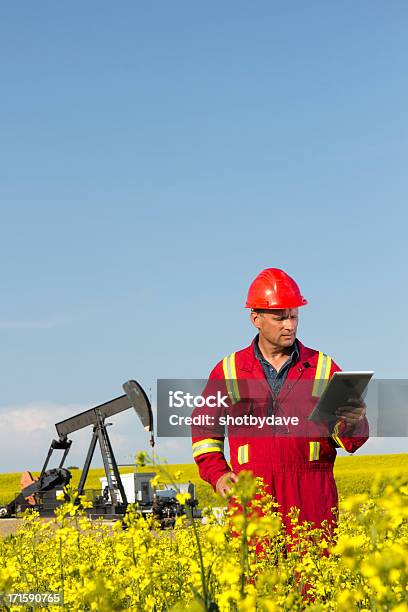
[191,268,368,533]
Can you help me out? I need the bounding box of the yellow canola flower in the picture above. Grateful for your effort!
[150,474,162,488]
[176,492,191,505]
[0,467,406,611]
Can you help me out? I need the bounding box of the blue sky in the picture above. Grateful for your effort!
[0,2,407,472]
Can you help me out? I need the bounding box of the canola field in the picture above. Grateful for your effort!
[1,453,407,509]
[0,453,407,611]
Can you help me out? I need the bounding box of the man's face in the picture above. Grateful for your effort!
[250,308,299,348]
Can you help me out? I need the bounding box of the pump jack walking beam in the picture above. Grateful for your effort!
[53,380,153,507]
[55,380,152,437]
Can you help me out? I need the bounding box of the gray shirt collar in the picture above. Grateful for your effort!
[253,334,299,368]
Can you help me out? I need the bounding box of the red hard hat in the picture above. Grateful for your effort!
[245,268,308,309]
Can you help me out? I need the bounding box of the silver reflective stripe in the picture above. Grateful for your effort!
[309,441,320,461]
[239,446,244,464]
[238,444,249,465]
[312,352,332,397]
[222,353,240,404]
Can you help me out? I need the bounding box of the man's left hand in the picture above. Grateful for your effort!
[335,398,366,429]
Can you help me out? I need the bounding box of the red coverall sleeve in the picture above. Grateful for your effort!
[329,360,369,453]
[191,361,232,490]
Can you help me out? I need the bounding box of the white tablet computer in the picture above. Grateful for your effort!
[308,371,374,426]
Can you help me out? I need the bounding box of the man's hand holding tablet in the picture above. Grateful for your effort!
[335,397,367,429]
[308,371,373,431]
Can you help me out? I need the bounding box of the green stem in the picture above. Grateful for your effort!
[240,501,249,598]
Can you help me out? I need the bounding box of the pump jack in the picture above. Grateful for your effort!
[0,380,154,518]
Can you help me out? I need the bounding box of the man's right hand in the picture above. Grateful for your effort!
[215,471,239,498]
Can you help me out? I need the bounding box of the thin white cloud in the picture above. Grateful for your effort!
[0,403,86,434]
[0,403,89,472]
[0,316,72,330]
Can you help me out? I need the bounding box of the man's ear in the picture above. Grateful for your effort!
[250,310,261,330]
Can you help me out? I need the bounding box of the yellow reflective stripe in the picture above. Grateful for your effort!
[192,438,224,458]
[222,356,228,379]
[316,350,325,378]
[312,352,332,397]
[309,441,320,461]
[222,352,241,404]
[237,444,249,465]
[332,422,346,450]
[192,438,223,450]
[229,353,241,405]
